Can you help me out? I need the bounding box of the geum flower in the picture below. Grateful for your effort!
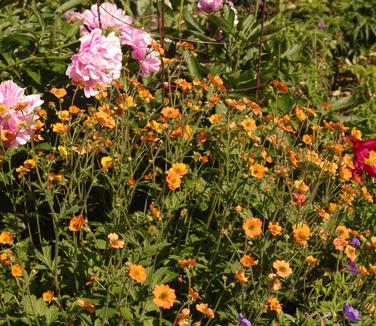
[66,29,122,97]
[351,137,376,178]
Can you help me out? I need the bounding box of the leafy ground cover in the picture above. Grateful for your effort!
[0,0,375,325]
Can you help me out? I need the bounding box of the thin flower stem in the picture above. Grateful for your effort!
[256,0,266,100]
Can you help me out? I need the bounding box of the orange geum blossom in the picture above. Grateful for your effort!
[268,296,282,313]
[153,284,176,309]
[292,223,311,246]
[305,256,319,264]
[243,217,262,238]
[166,169,182,191]
[11,263,24,277]
[196,303,215,319]
[344,245,356,261]
[176,308,190,326]
[76,299,95,313]
[147,120,163,133]
[161,106,180,119]
[268,221,282,236]
[189,288,202,301]
[68,215,85,232]
[351,127,362,140]
[57,110,70,121]
[302,134,313,145]
[101,156,113,171]
[235,269,248,283]
[272,80,288,93]
[149,202,161,219]
[58,145,68,157]
[208,74,226,92]
[208,114,223,124]
[295,107,307,121]
[178,258,196,267]
[0,231,13,245]
[339,166,352,180]
[336,225,351,239]
[52,123,70,134]
[129,264,147,283]
[69,105,83,114]
[369,264,376,274]
[107,233,125,249]
[317,208,330,221]
[333,237,347,251]
[241,117,256,132]
[320,160,338,174]
[293,180,309,194]
[42,290,54,303]
[0,251,12,264]
[50,87,67,98]
[358,265,369,276]
[249,164,268,179]
[267,273,282,291]
[240,255,254,268]
[93,110,115,129]
[273,260,292,278]
[171,163,188,176]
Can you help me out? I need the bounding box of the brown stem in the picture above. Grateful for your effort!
[97,0,102,29]
[158,0,166,101]
[255,0,266,101]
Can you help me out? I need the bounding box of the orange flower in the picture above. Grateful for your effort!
[153,284,176,309]
[295,107,306,121]
[166,169,182,190]
[161,107,180,119]
[68,215,85,232]
[178,258,197,267]
[171,163,188,176]
[42,290,54,303]
[351,127,362,140]
[129,264,147,283]
[0,231,13,245]
[52,123,70,134]
[273,260,292,278]
[249,164,268,179]
[241,117,256,132]
[240,255,254,268]
[292,223,311,246]
[243,217,262,238]
[93,110,115,129]
[344,245,356,261]
[208,74,226,92]
[333,237,347,251]
[208,114,223,124]
[11,263,24,277]
[268,296,282,313]
[327,202,337,213]
[272,80,288,93]
[235,269,248,283]
[189,288,202,301]
[336,225,351,239]
[0,251,12,264]
[101,156,113,171]
[305,255,318,264]
[196,303,215,319]
[268,221,282,236]
[302,134,313,145]
[267,273,282,291]
[50,88,67,98]
[339,166,352,180]
[149,202,161,219]
[76,299,95,313]
[293,180,309,194]
[107,233,125,249]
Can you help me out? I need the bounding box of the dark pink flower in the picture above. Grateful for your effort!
[351,137,376,178]
[198,0,223,13]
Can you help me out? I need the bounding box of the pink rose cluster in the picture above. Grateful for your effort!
[198,0,223,13]
[66,28,122,97]
[0,80,43,148]
[65,2,160,78]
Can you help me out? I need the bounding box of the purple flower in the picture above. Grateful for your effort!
[198,0,223,13]
[319,20,326,31]
[342,302,361,323]
[350,237,361,248]
[348,260,359,275]
[237,313,252,326]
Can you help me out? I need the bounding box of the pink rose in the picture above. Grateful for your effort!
[0,80,43,148]
[198,0,223,12]
[66,29,122,97]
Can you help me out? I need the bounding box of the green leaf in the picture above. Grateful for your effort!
[183,51,201,80]
[330,95,356,111]
[25,68,41,84]
[56,0,88,13]
[183,10,205,33]
[119,306,133,321]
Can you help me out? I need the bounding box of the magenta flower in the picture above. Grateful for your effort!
[0,80,43,148]
[342,302,361,323]
[198,0,223,13]
[66,29,122,97]
[351,137,376,178]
